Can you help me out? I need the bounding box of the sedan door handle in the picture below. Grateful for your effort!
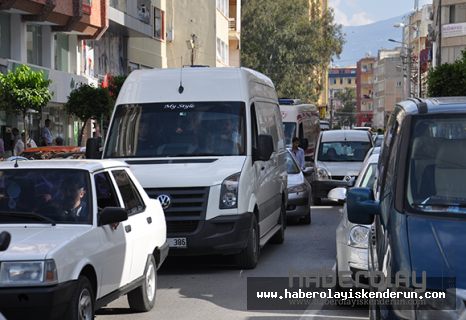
[125,225,132,233]
[147,217,152,224]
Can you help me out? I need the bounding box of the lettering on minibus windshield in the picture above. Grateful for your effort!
[164,103,195,110]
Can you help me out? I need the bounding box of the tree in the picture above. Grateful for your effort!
[0,65,52,143]
[427,51,466,97]
[107,75,127,101]
[241,0,344,103]
[64,84,113,146]
[334,89,356,128]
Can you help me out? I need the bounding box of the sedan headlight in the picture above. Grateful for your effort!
[348,225,369,248]
[316,167,330,181]
[220,172,240,209]
[288,183,307,193]
[0,260,58,286]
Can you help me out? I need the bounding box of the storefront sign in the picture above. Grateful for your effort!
[442,23,466,38]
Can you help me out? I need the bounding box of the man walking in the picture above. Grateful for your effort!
[42,119,53,146]
[291,137,305,170]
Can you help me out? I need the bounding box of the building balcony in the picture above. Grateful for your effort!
[229,17,240,41]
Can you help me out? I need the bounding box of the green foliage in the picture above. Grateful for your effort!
[427,51,466,97]
[0,64,52,115]
[108,75,127,101]
[65,84,113,122]
[65,84,113,145]
[241,0,344,103]
[334,89,356,127]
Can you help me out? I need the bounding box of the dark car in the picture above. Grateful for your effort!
[347,97,466,319]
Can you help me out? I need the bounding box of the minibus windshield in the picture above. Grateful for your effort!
[104,102,246,158]
[407,116,466,214]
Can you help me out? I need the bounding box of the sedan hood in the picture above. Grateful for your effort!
[127,156,246,187]
[407,215,466,289]
[315,161,363,177]
[0,225,90,261]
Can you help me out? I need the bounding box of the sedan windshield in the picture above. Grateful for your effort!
[407,116,466,214]
[317,141,371,162]
[0,169,91,224]
[104,102,246,158]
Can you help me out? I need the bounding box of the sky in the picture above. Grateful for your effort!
[328,0,432,26]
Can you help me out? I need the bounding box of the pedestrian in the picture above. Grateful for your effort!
[41,119,53,146]
[290,137,305,170]
[55,136,64,146]
[22,132,37,148]
[12,128,24,156]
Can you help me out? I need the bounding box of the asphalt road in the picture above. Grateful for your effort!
[96,204,368,320]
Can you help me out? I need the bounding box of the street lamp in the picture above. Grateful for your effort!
[394,20,422,97]
[388,38,413,98]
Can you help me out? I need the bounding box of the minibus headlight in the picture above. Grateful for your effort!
[220,173,240,209]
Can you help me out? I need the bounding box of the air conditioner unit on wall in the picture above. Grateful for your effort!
[166,28,174,42]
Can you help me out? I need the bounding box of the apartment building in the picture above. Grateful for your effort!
[373,49,403,129]
[401,4,432,98]
[356,57,376,127]
[432,0,466,66]
[328,67,356,110]
[0,0,108,146]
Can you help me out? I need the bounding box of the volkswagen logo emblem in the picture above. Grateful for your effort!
[157,194,171,210]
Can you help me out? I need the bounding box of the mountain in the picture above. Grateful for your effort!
[333,15,407,67]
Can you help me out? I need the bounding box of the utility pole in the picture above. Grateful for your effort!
[437,0,442,66]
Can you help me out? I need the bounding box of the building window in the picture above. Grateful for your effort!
[82,0,92,15]
[55,33,69,72]
[216,0,228,16]
[110,0,126,12]
[396,81,402,87]
[347,78,352,84]
[27,25,42,66]
[448,4,466,23]
[0,13,10,59]
[339,78,343,85]
[333,79,337,85]
[216,37,228,64]
[154,7,165,40]
[137,0,150,24]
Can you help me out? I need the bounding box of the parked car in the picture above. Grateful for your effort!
[310,130,373,205]
[280,99,321,165]
[286,150,312,224]
[362,146,381,164]
[21,146,86,160]
[320,120,330,131]
[372,134,384,147]
[347,97,466,319]
[96,67,287,269]
[328,153,379,281]
[0,160,168,319]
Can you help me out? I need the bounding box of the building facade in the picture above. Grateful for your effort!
[373,49,403,129]
[356,57,376,127]
[0,0,108,148]
[432,0,466,66]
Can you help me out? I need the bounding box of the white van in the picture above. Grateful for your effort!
[100,67,287,269]
[310,130,373,205]
[279,99,320,164]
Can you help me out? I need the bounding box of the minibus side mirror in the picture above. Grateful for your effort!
[86,138,102,159]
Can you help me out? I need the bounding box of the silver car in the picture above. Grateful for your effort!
[328,153,379,279]
[286,150,312,224]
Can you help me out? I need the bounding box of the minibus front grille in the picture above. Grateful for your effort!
[145,187,209,234]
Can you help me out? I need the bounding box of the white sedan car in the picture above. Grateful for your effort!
[0,160,168,320]
[328,153,379,282]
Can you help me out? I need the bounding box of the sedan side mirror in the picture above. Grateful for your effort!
[302,167,314,176]
[328,187,347,204]
[99,207,128,226]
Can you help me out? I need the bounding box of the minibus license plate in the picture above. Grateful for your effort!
[168,238,187,248]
